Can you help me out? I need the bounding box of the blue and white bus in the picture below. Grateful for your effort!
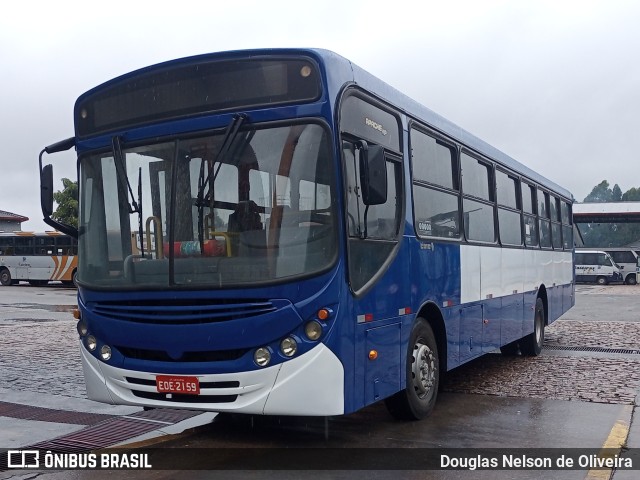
[39,48,574,420]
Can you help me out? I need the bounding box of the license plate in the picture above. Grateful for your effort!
[156,375,200,395]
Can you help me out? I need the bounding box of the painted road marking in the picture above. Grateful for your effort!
[585,404,632,480]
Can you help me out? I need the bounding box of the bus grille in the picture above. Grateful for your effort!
[117,346,249,362]
[88,298,278,324]
[131,390,238,404]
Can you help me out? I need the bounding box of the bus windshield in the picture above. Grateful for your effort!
[78,122,337,288]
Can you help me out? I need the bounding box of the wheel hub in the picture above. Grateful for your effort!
[412,342,436,397]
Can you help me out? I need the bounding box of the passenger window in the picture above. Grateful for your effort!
[411,130,456,189]
[522,184,535,214]
[538,191,549,218]
[461,153,491,200]
[414,187,460,238]
[411,128,461,240]
[464,198,495,242]
[561,201,571,224]
[498,209,522,245]
[496,170,518,209]
[524,215,538,247]
[496,170,521,246]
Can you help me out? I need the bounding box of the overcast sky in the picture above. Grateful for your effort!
[2,0,639,231]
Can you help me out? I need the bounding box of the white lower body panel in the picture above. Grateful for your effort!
[80,341,344,416]
[460,246,573,303]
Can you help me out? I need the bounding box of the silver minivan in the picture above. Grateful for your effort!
[602,248,639,285]
[575,250,623,285]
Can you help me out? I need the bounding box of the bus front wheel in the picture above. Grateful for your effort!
[596,276,608,285]
[385,319,439,421]
[520,298,545,356]
[0,269,11,286]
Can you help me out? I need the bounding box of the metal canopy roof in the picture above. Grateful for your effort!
[573,202,640,223]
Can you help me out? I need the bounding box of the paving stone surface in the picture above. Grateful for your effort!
[443,316,640,405]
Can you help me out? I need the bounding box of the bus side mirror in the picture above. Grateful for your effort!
[358,141,387,205]
[41,164,54,218]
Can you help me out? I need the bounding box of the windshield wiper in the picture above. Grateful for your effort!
[195,114,247,252]
[112,136,144,255]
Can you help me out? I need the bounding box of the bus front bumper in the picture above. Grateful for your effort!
[80,341,345,416]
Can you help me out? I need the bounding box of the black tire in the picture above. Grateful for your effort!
[520,298,545,356]
[500,340,519,356]
[625,274,637,285]
[28,280,48,287]
[596,276,608,285]
[0,269,11,286]
[385,319,439,420]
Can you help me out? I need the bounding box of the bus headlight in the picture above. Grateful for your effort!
[280,337,298,357]
[100,345,112,361]
[76,319,88,337]
[254,347,271,367]
[86,335,97,351]
[304,321,322,341]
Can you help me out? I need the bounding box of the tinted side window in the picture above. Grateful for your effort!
[524,215,538,247]
[522,184,535,213]
[539,219,551,248]
[496,170,518,209]
[561,201,571,224]
[414,188,460,238]
[461,153,491,200]
[538,191,549,218]
[411,128,461,240]
[411,130,456,189]
[498,209,522,245]
[550,196,560,222]
[496,169,521,246]
[610,251,636,264]
[464,198,495,242]
[598,254,612,267]
[15,237,34,255]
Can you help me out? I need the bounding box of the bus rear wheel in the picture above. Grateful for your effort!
[625,274,637,285]
[0,269,11,286]
[385,319,439,420]
[520,298,545,356]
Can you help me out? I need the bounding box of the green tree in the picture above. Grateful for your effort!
[583,180,613,203]
[584,180,623,203]
[612,184,623,202]
[622,187,640,201]
[52,178,78,228]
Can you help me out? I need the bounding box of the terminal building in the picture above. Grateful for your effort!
[0,210,28,232]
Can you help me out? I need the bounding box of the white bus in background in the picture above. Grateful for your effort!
[0,231,78,286]
[574,250,623,285]
[600,248,639,285]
